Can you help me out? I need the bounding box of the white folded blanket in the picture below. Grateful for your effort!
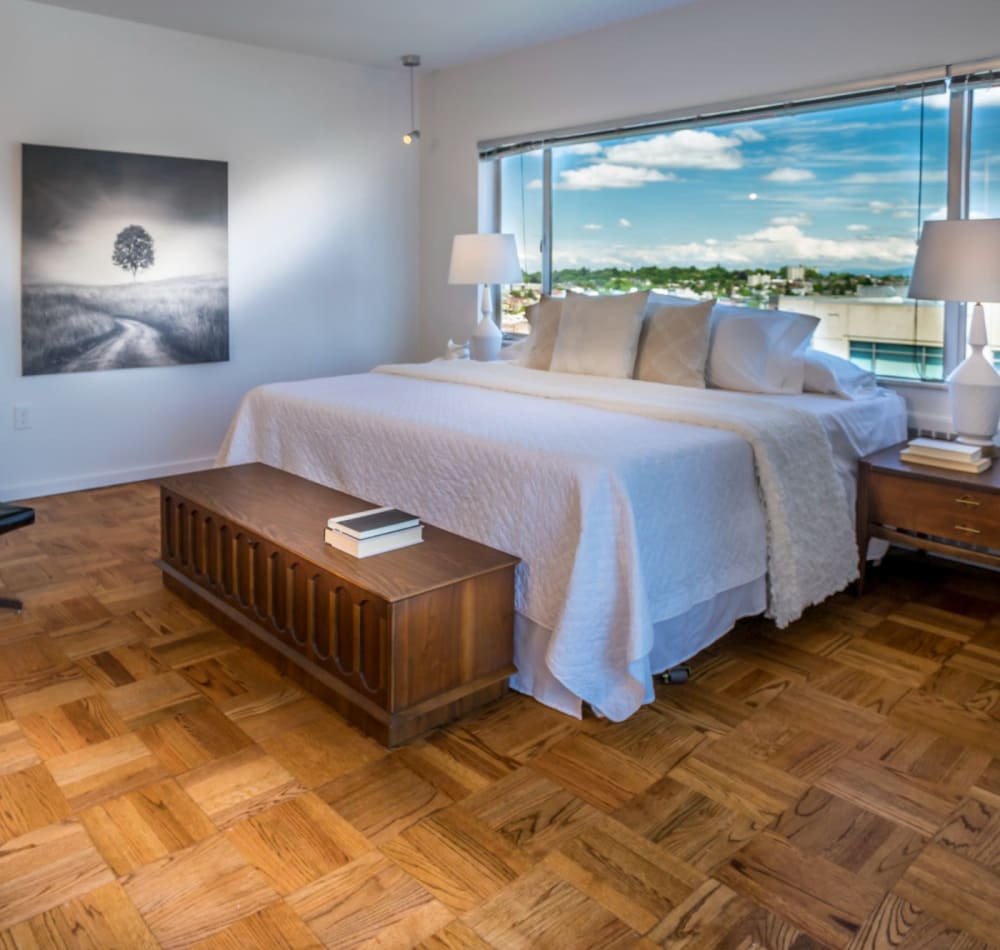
[376,361,859,628]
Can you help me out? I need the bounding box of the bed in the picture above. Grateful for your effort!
[217,359,907,721]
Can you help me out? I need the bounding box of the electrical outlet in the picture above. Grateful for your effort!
[13,405,30,430]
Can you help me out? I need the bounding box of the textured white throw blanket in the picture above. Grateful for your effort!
[376,361,858,628]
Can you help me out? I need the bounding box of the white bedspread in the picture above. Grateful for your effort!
[217,362,905,720]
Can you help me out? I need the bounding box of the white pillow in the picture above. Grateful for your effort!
[549,291,649,378]
[803,349,878,399]
[634,299,715,387]
[518,295,564,370]
[707,306,819,394]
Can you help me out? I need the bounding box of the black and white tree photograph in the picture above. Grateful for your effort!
[21,144,229,375]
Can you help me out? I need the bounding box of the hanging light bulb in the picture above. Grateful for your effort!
[401,54,421,145]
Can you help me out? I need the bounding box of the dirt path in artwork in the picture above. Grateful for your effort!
[63,317,173,372]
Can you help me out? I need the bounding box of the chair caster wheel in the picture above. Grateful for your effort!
[661,666,690,685]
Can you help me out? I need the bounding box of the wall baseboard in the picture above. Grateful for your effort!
[3,457,216,502]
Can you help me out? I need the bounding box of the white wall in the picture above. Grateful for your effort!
[0,0,419,499]
[418,0,1000,428]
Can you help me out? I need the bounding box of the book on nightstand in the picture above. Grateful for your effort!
[900,438,993,474]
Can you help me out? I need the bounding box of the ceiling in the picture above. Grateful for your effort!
[30,0,699,70]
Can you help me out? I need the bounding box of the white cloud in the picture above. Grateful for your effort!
[846,223,870,232]
[732,127,765,142]
[552,224,917,271]
[526,178,543,191]
[582,223,603,231]
[604,129,744,170]
[841,170,947,184]
[763,167,816,183]
[618,218,632,228]
[770,213,812,227]
[868,200,894,214]
[564,142,604,155]
[555,163,676,190]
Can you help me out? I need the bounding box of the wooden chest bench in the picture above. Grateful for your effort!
[156,463,518,746]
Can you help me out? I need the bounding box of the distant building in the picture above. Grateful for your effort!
[786,265,806,282]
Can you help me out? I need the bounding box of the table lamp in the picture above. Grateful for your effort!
[448,233,521,361]
[909,219,1000,445]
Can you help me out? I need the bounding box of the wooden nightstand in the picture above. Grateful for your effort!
[857,441,1000,589]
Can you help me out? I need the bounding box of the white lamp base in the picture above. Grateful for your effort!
[470,315,502,361]
[948,302,1000,445]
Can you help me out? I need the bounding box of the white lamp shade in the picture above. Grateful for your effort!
[448,233,521,285]
[908,219,1000,302]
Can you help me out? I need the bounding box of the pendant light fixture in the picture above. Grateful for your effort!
[401,54,421,145]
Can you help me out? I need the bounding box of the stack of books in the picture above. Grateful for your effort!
[899,437,993,474]
[325,507,423,558]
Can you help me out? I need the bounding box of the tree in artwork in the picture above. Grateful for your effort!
[112,224,156,280]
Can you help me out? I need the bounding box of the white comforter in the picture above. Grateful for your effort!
[218,361,902,720]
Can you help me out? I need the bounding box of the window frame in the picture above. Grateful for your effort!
[484,58,1000,383]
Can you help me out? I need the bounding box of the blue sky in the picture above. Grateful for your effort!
[502,88,1000,276]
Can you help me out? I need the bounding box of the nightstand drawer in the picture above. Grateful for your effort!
[868,471,1000,547]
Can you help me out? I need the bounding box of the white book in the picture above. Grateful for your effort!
[324,524,423,558]
[327,506,420,540]
[904,438,984,463]
[899,448,992,474]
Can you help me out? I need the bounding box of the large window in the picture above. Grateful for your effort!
[495,66,1000,380]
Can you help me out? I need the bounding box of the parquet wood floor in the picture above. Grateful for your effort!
[1,480,999,949]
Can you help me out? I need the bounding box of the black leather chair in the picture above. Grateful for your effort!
[0,503,35,612]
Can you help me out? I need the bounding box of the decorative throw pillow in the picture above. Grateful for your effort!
[803,349,878,399]
[549,290,649,378]
[707,306,819,394]
[634,299,715,387]
[518,295,564,370]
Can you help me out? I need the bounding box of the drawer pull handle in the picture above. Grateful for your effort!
[955,495,981,507]
[954,524,981,535]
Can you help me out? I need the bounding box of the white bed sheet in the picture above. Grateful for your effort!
[217,369,906,719]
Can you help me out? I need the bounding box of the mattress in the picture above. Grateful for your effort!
[217,364,906,719]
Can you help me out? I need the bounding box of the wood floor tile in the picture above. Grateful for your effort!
[226,791,371,894]
[382,803,533,914]
[139,700,255,773]
[586,706,706,773]
[890,689,1000,757]
[647,879,756,948]
[259,714,383,788]
[772,785,926,890]
[18,694,129,758]
[716,831,884,948]
[0,821,115,930]
[612,777,764,873]
[531,733,659,811]
[104,670,201,729]
[845,892,971,950]
[462,693,579,762]
[318,754,452,845]
[46,732,167,811]
[178,746,306,829]
[218,689,322,743]
[0,881,158,949]
[123,834,278,949]
[49,616,146,660]
[187,901,322,950]
[933,796,1000,871]
[151,629,239,668]
[544,817,704,933]
[75,642,167,688]
[464,864,639,949]
[288,850,453,949]
[0,764,71,842]
[894,842,1000,947]
[3,675,97,718]
[462,766,602,859]
[415,921,494,950]
[395,728,518,800]
[0,720,41,776]
[79,778,217,874]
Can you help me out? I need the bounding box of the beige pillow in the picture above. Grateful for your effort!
[519,295,564,370]
[634,299,715,387]
[549,291,649,378]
